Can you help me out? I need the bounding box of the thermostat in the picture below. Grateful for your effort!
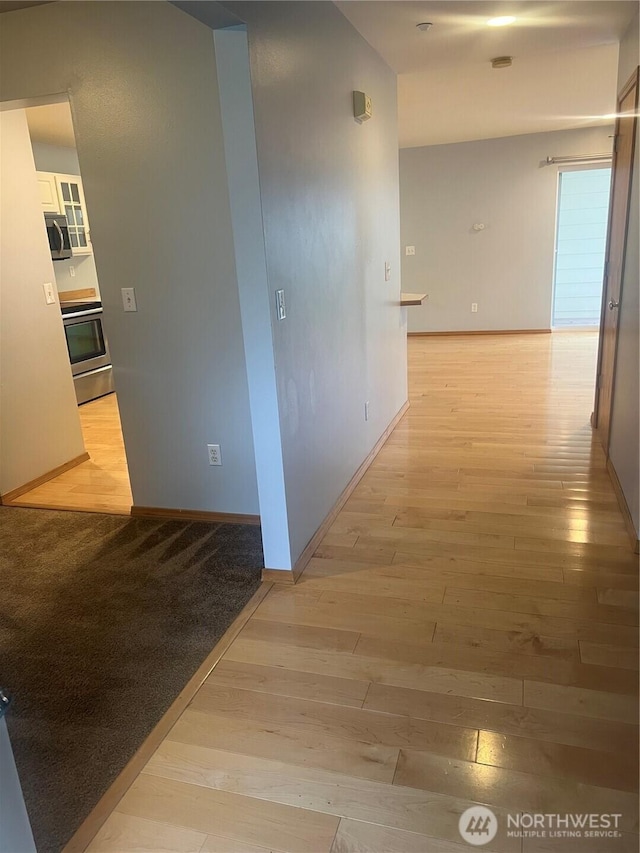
[353,91,372,122]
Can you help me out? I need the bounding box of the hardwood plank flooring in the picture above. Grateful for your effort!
[475,731,638,792]
[114,773,340,853]
[393,749,638,830]
[8,393,132,514]
[167,706,402,783]
[85,333,639,853]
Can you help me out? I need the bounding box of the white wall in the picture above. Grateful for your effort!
[0,109,85,495]
[31,142,101,299]
[609,10,639,536]
[227,1,407,563]
[399,126,613,332]
[0,1,259,516]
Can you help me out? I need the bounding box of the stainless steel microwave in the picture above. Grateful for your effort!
[44,212,73,261]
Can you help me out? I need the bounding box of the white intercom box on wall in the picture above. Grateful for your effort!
[353,91,372,122]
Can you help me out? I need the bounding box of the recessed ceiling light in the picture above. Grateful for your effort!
[416,22,433,32]
[487,16,516,27]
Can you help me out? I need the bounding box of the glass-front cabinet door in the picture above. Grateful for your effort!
[56,175,91,254]
[56,176,91,250]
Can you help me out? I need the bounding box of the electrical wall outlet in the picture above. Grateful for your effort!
[471,303,478,313]
[405,246,416,256]
[276,289,286,320]
[364,401,370,421]
[121,287,137,312]
[207,444,222,466]
[69,265,76,278]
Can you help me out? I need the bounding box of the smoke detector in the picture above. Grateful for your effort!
[491,55,513,69]
[416,22,433,31]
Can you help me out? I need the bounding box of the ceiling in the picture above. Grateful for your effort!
[336,1,637,147]
[25,102,76,148]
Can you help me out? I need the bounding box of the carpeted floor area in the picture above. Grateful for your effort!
[0,506,263,853]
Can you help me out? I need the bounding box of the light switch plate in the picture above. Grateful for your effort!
[405,246,416,256]
[384,262,391,282]
[121,287,137,312]
[43,282,56,305]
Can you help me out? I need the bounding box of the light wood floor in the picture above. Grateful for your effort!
[8,393,132,515]
[86,333,638,853]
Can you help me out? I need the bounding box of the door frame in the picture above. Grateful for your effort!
[592,66,639,452]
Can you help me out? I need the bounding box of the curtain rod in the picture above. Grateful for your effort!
[546,153,612,165]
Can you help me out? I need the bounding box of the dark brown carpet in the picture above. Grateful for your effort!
[0,506,263,853]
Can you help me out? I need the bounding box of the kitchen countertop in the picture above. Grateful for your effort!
[400,292,427,306]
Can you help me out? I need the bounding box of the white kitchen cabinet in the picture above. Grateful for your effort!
[37,172,59,212]
[36,171,92,255]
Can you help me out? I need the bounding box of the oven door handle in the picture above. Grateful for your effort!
[53,219,64,252]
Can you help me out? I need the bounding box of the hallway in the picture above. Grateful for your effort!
[86,332,638,853]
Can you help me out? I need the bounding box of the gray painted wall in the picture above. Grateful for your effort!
[0,717,36,853]
[609,9,639,536]
[1,0,407,567]
[1,1,259,515]
[31,142,80,176]
[213,25,292,570]
[228,1,407,562]
[400,126,613,333]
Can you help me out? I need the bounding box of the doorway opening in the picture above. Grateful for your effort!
[1,97,131,514]
[552,164,612,329]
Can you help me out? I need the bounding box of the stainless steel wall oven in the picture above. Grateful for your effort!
[61,302,114,405]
